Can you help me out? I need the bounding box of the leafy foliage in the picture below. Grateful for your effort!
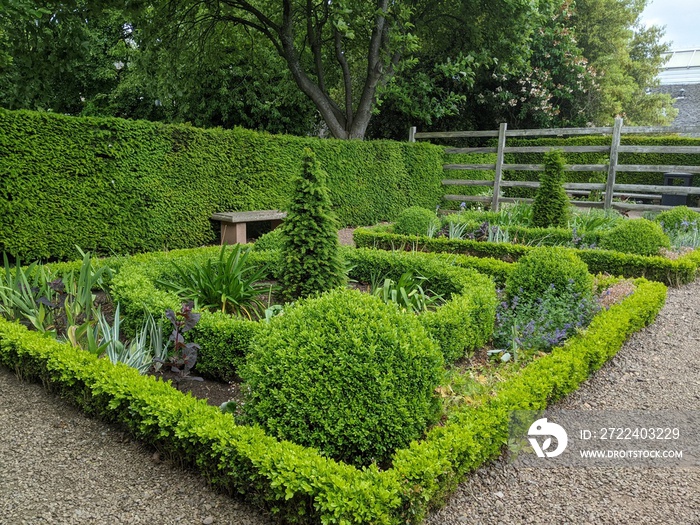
[240,288,443,466]
[0,254,57,332]
[495,281,598,353]
[505,246,593,304]
[655,206,700,234]
[474,0,597,129]
[279,148,346,300]
[572,0,676,126]
[253,228,284,252]
[137,0,417,139]
[393,206,440,236]
[154,303,203,382]
[532,150,570,228]
[0,109,444,261]
[157,244,270,320]
[0,2,129,115]
[98,305,166,374]
[370,271,444,313]
[599,219,670,256]
[0,250,111,339]
[569,208,623,233]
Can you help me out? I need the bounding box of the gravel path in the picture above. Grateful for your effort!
[0,369,273,525]
[1,280,699,524]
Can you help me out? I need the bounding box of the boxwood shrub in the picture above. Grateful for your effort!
[598,219,670,256]
[241,288,444,467]
[505,247,593,304]
[654,206,700,233]
[394,206,440,236]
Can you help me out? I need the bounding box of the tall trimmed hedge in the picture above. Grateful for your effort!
[0,109,445,260]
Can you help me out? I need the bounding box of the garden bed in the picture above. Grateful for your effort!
[0,275,666,524]
[0,237,668,524]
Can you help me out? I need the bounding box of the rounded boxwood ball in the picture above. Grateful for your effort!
[599,219,670,256]
[394,206,440,236]
[506,246,593,304]
[654,206,700,234]
[240,288,444,466]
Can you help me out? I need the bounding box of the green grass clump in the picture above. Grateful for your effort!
[240,288,444,467]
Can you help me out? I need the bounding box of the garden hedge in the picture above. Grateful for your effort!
[0,108,448,261]
[353,228,700,286]
[0,277,666,524]
[108,246,497,372]
[343,248,497,363]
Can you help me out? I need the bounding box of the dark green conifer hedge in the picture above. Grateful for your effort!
[0,109,445,260]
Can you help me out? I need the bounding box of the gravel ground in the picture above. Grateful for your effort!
[0,369,273,525]
[1,279,699,524]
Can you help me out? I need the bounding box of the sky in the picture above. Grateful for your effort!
[640,0,700,50]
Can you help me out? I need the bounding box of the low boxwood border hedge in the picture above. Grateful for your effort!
[445,217,601,247]
[353,228,699,286]
[108,246,498,376]
[0,277,666,523]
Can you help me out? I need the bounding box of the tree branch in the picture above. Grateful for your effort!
[279,0,347,136]
[334,28,353,128]
[351,0,391,138]
[307,0,326,93]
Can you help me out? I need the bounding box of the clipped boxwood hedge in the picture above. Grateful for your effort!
[107,245,498,373]
[353,228,699,286]
[241,288,445,467]
[0,108,445,261]
[0,276,666,524]
[343,248,497,363]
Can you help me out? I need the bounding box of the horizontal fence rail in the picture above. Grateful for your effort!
[410,118,700,213]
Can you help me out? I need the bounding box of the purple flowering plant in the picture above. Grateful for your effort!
[493,278,599,354]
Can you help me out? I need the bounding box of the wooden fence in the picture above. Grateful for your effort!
[409,118,700,212]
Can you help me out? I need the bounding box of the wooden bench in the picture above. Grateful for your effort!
[211,210,287,245]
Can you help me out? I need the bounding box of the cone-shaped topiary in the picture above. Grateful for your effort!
[532,149,570,228]
[279,148,346,299]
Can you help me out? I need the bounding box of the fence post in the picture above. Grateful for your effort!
[408,126,416,143]
[491,122,508,212]
[604,118,623,210]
